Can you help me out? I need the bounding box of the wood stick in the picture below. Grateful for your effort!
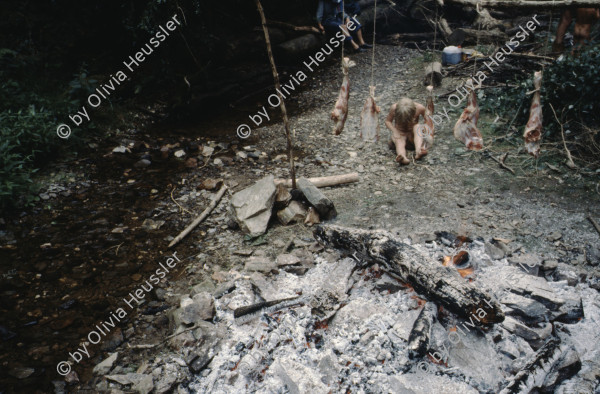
[550,103,577,169]
[274,172,359,188]
[507,52,555,61]
[168,185,228,248]
[489,152,516,174]
[314,225,505,324]
[588,215,600,237]
[446,0,600,8]
[256,0,297,189]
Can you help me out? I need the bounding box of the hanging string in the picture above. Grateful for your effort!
[370,0,377,89]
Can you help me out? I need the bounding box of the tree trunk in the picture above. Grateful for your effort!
[314,225,505,324]
[445,0,600,8]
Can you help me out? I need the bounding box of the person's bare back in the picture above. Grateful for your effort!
[385,98,426,165]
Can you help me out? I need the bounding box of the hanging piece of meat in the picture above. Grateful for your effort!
[331,57,352,135]
[416,85,435,152]
[453,88,483,150]
[360,85,381,142]
[523,71,543,157]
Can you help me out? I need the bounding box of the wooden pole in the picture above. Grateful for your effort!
[168,185,228,248]
[255,0,297,189]
[274,172,359,188]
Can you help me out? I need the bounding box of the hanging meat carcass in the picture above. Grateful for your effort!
[523,71,543,157]
[331,57,352,135]
[360,85,381,142]
[453,88,483,150]
[416,85,435,152]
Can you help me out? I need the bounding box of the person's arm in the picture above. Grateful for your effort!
[385,104,398,133]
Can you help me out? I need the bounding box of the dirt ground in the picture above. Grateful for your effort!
[1,43,599,392]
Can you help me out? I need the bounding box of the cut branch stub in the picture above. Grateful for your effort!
[313,225,505,324]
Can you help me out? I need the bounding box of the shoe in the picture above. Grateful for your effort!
[361,43,373,49]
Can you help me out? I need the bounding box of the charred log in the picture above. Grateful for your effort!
[407,302,438,359]
[499,337,581,393]
[313,225,505,324]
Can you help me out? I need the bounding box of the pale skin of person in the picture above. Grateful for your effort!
[385,102,427,164]
[318,17,367,50]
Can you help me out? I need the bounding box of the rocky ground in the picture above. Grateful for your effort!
[2,43,600,393]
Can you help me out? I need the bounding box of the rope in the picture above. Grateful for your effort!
[370,0,377,88]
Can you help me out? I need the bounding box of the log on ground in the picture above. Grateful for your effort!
[313,225,505,324]
[424,62,443,87]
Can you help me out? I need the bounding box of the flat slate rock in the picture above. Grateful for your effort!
[230,175,276,237]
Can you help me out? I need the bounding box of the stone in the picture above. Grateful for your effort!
[304,207,320,226]
[508,253,542,276]
[585,245,600,266]
[274,183,292,209]
[244,256,275,273]
[500,293,550,323]
[296,178,337,220]
[106,373,154,394]
[101,328,124,351]
[141,219,165,231]
[154,363,178,393]
[542,259,559,271]
[134,159,151,168]
[485,240,509,260]
[547,232,563,241]
[236,151,248,159]
[230,175,276,237]
[276,254,301,267]
[8,367,34,379]
[93,352,119,375]
[174,149,186,158]
[277,201,307,225]
[200,178,223,191]
[501,317,552,348]
[173,293,215,326]
[202,146,214,157]
[112,146,128,154]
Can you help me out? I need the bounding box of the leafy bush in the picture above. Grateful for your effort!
[484,45,600,135]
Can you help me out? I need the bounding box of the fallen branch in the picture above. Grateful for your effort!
[550,103,577,169]
[274,172,359,188]
[314,225,505,324]
[507,52,555,61]
[168,185,228,248]
[587,215,600,237]
[490,152,516,175]
[266,19,320,34]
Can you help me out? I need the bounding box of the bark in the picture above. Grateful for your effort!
[445,0,600,8]
[424,62,443,87]
[313,225,505,324]
[274,173,359,188]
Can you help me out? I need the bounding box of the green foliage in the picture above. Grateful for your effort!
[484,45,600,135]
[0,52,76,209]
